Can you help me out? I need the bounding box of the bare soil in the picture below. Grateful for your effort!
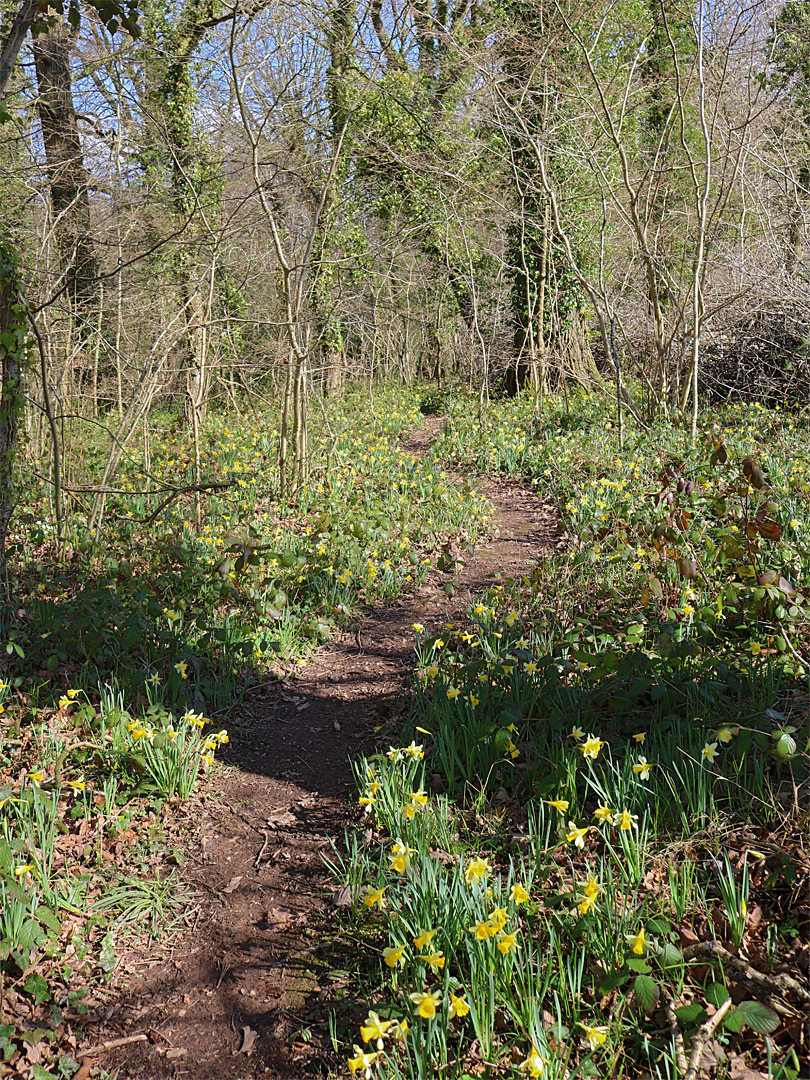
[99,420,562,1079]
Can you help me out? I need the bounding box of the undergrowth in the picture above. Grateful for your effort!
[327,389,808,1080]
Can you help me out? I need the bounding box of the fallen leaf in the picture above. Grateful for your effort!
[332,885,353,907]
[223,876,243,894]
[238,1026,258,1055]
[166,1048,186,1061]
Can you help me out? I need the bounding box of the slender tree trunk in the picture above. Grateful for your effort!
[33,16,99,324]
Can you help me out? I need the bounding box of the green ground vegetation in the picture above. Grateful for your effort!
[327,389,808,1080]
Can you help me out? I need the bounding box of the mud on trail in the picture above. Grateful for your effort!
[104,421,562,1080]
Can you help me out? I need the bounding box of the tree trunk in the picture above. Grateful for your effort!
[33,16,99,324]
[0,238,25,583]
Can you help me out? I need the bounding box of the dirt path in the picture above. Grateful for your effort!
[105,421,562,1079]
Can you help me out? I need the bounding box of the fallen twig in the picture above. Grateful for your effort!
[80,1033,148,1057]
[683,998,734,1080]
[683,940,809,1008]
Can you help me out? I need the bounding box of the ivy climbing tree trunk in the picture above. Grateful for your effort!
[32,14,99,324]
[0,237,25,583]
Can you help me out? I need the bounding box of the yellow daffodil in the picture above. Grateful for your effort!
[420,951,445,972]
[449,992,470,1019]
[627,927,646,955]
[413,928,438,949]
[426,664,439,678]
[412,623,424,633]
[633,732,646,744]
[509,882,529,904]
[58,696,72,710]
[702,741,719,763]
[360,1012,393,1049]
[363,886,385,908]
[489,906,508,931]
[348,1045,380,1077]
[174,661,188,679]
[520,1044,548,1077]
[566,822,589,849]
[27,770,45,786]
[570,726,584,740]
[359,793,376,811]
[404,741,424,759]
[390,1018,409,1041]
[470,918,498,940]
[409,989,442,1019]
[545,799,569,814]
[389,840,412,873]
[464,856,492,886]
[525,661,537,674]
[580,735,605,759]
[716,726,734,744]
[469,694,480,706]
[66,778,86,792]
[382,944,405,967]
[632,757,653,780]
[497,930,518,953]
[616,809,638,831]
[578,1022,608,1050]
[593,805,614,824]
[408,789,428,810]
[446,687,461,699]
[14,864,35,878]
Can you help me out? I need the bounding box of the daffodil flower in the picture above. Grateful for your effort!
[425,664,439,678]
[580,735,605,759]
[520,1044,548,1077]
[545,799,569,814]
[566,822,589,848]
[702,741,719,763]
[449,992,470,1019]
[469,694,480,706]
[616,809,638,831]
[593,805,613,824]
[633,732,646,744]
[570,726,584,740]
[67,778,86,792]
[412,623,424,633]
[420,951,445,972]
[348,1045,380,1077]
[446,687,461,699]
[386,746,403,762]
[626,927,646,955]
[174,661,188,679]
[360,1012,393,1049]
[363,886,385,908]
[497,930,518,953]
[404,741,424,759]
[488,906,507,931]
[578,1022,608,1050]
[470,918,498,940]
[382,944,405,967]
[14,863,35,878]
[632,757,653,780]
[716,726,734,744]
[409,989,442,1019]
[509,882,529,904]
[390,1018,409,1040]
[413,928,437,949]
[464,856,492,886]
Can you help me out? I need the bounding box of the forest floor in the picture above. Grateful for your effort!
[102,418,563,1079]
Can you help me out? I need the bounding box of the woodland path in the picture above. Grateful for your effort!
[104,418,563,1080]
